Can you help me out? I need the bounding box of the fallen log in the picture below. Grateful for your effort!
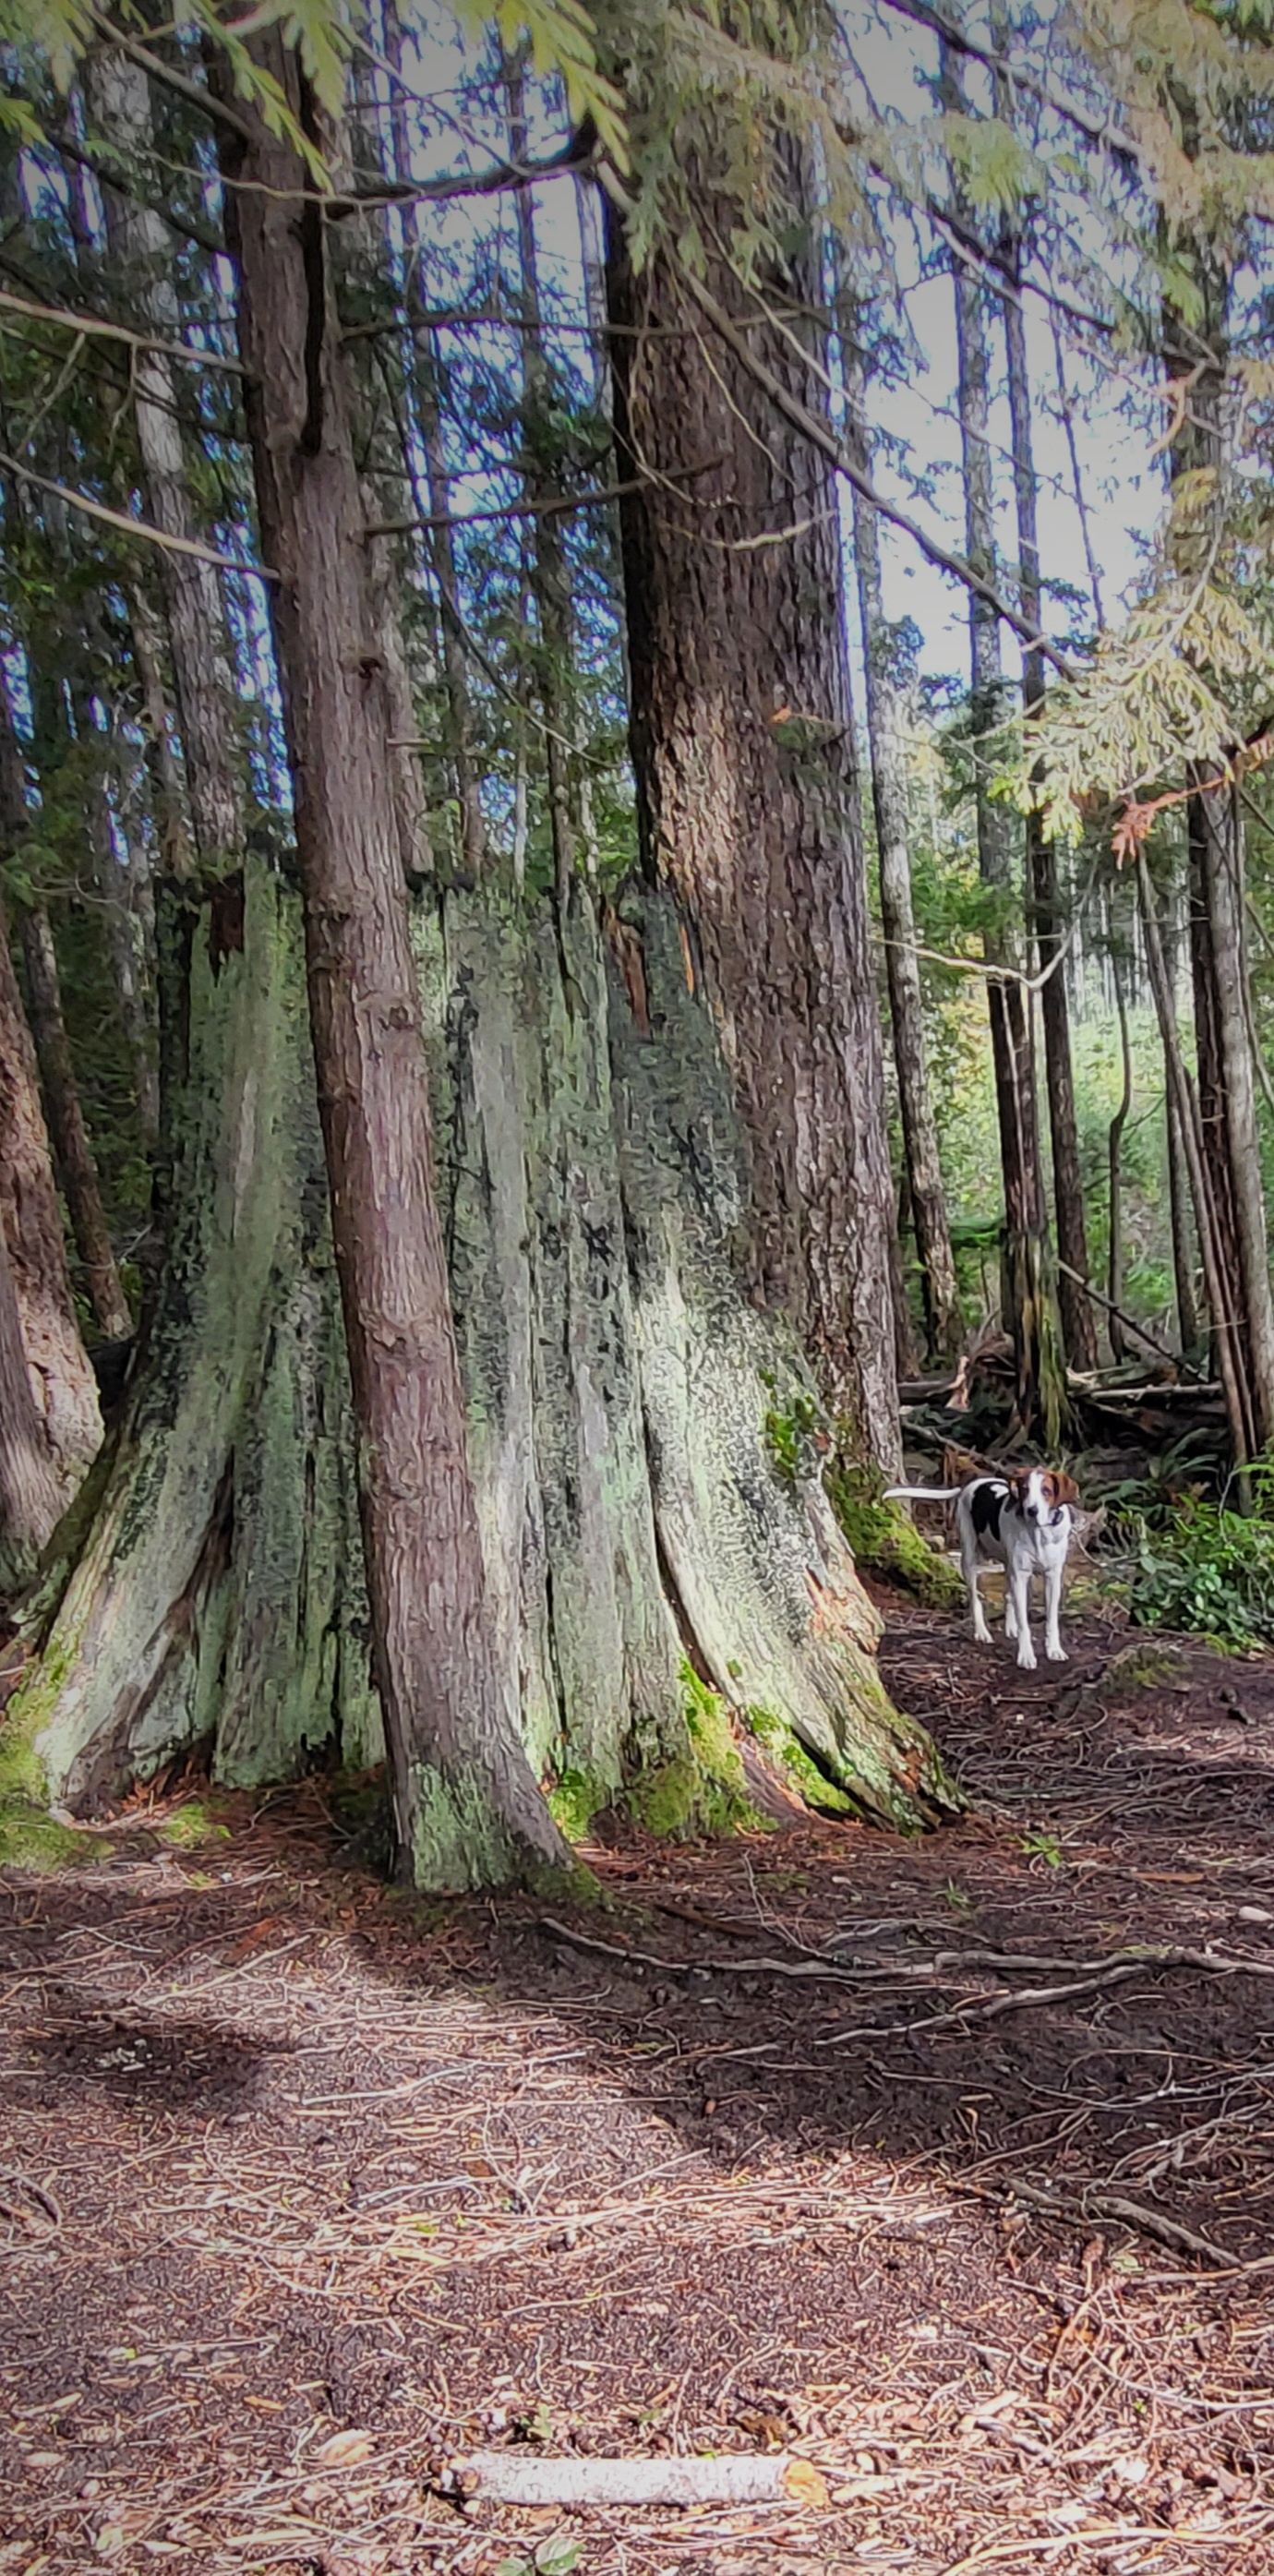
[454,2452,829,2509]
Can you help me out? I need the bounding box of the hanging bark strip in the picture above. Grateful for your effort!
[219,36,569,1887]
[604,182,902,1470]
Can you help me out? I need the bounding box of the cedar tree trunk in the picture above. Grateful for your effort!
[604,197,901,1472]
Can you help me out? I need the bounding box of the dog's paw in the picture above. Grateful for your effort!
[1045,1641,1068,1663]
[1016,1647,1038,1671]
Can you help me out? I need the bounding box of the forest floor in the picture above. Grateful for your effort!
[4,1593,1274,2576]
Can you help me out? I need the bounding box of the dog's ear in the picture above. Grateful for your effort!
[1049,1471,1080,1505]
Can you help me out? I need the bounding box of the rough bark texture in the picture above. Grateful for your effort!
[605,200,901,1471]
[88,42,244,876]
[18,862,956,1841]
[222,42,570,1890]
[18,865,380,1806]
[18,903,132,1342]
[847,346,961,1361]
[0,1211,64,1593]
[0,895,101,1491]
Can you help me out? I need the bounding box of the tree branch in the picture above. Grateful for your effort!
[673,261,1081,679]
[0,285,246,375]
[0,453,274,581]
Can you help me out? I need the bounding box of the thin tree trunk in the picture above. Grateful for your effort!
[1191,782,1274,1442]
[87,42,245,877]
[845,336,961,1361]
[508,55,583,897]
[18,904,132,1343]
[220,36,569,1886]
[1001,233,1098,1374]
[943,53,1060,1437]
[1108,945,1132,1366]
[379,0,485,880]
[605,185,902,1471]
[1136,853,1252,1482]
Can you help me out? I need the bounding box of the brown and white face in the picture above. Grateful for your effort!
[1010,1468,1080,1524]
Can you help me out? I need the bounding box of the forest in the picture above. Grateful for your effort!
[4,0,1274,2567]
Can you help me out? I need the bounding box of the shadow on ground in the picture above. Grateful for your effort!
[3,1594,1273,2573]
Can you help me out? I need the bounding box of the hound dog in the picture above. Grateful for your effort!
[885,1465,1080,1670]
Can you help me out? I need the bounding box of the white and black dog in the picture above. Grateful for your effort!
[885,1467,1080,1670]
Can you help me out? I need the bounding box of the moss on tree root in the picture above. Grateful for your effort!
[17,866,959,1875]
[828,1462,964,1610]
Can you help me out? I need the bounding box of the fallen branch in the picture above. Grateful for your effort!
[453,2451,829,2509]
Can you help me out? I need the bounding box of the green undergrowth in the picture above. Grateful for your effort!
[1123,1478,1274,1653]
[828,1462,964,1609]
[157,1800,230,1850]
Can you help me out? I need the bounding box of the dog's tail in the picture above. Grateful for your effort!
[883,1484,963,1503]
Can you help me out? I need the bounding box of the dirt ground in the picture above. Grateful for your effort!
[4,1591,1274,2576]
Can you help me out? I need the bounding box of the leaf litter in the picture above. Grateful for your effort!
[1,1595,1274,2573]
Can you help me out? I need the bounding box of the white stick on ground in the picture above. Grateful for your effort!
[456,2453,829,2509]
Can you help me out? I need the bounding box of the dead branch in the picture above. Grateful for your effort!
[452,2450,829,2508]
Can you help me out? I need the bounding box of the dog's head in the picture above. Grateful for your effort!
[1008,1467,1080,1523]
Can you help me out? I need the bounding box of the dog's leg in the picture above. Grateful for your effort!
[962,1535,992,1645]
[1004,1585,1017,1641]
[1009,1559,1036,1668]
[1043,1559,1067,1663]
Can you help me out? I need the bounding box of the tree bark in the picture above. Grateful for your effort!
[943,73,1062,1438]
[87,40,244,876]
[18,903,132,1344]
[1165,271,1274,1445]
[379,0,485,881]
[845,338,961,1362]
[508,57,586,897]
[0,723,101,1491]
[1000,235,1098,1374]
[220,39,569,1888]
[0,1210,64,1594]
[604,190,902,1472]
[1108,945,1132,1366]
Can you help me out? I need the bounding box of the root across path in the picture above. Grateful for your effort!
[4,1594,1274,2574]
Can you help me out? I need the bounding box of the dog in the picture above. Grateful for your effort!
[885,1466,1080,1670]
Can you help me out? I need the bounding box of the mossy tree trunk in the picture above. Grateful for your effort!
[0,885,100,1498]
[11,851,957,1844]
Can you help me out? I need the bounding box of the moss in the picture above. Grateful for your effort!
[827,1463,964,1609]
[547,1767,607,1843]
[629,1665,767,1840]
[745,1704,856,1815]
[157,1800,229,1850]
[0,1807,102,1872]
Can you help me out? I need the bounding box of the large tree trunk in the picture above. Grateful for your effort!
[220,42,571,1888]
[0,1210,65,1594]
[1001,244,1097,1374]
[845,339,961,1362]
[604,195,901,1472]
[0,893,100,1494]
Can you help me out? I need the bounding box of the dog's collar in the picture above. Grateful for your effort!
[1050,1506,1065,1526]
